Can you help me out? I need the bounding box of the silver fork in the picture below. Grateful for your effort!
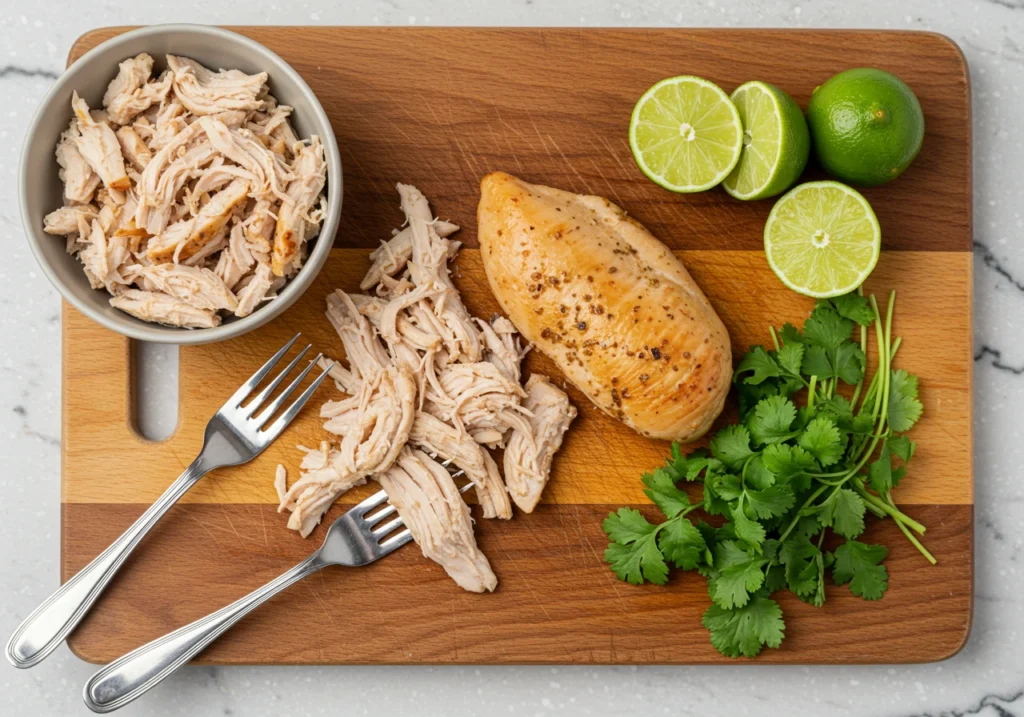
[81,479,468,713]
[6,334,331,669]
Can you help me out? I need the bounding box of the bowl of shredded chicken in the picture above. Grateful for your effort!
[21,25,342,343]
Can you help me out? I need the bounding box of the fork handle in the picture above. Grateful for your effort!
[83,554,325,713]
[5,457,209,669]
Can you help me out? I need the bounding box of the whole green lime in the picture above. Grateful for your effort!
[806,68,924,187]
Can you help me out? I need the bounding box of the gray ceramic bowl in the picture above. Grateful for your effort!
[20,24,342,344]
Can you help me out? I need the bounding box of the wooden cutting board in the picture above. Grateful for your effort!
[61,27,972,664]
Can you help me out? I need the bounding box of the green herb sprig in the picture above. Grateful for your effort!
[603,290,930,658]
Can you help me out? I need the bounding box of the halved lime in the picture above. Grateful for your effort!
[629,76,743,193]
[722,81,810,201]
[764,181,881,298]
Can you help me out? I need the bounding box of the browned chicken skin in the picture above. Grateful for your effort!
[477,171,731,443]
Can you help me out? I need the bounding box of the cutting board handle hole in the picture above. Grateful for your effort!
[129,342,180,442]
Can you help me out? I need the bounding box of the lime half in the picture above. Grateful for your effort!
[629,76,743,193]
[723,81,810,200]
[764,181,881,298]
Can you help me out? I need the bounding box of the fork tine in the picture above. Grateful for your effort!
[353,488,390,515]
[364,503,397,527]
[378,528,413,552]
[223,334,300,409]
[258,357,329,433]
[242,344,311,417]
[371,516,404,538]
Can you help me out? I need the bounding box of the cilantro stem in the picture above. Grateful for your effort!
[852,480,926,535]
[769,325,781,351]
[891,515,937,565]
[864,500,886,519]
[777,484,830,544]
[807,376,817,409]
[850,321,869,407]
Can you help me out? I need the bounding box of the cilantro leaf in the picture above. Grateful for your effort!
[780,322,803,345]
[816,395,853,423]
[658,517,706,570]
[851,413,876,435]
[830,292,876,326]
[777,534,819,599]
[602,509,669,585]
[709,472,742,501]
[803,342,865,384]
[702,594,785,658]
[744,455,776,491]
[870,434,917,493]
[735,346,782,385]
[776,342,804,376]
[761,444,818,491]
[603,507,655,544]
[888,369,923,432]
[798,416,847,467]
[763,563,787,593]
[731,502,767,548]
[832,540,889,599]
[710,425,754,470]
[708,540,767,608]
[868,441,895,493]
[818,488,866,539]
[803,304,853,349]
[887,435,916,463]
[703,480,732,517]
[642,468,692,518]
[748,395,797,446]
[604,539,668,586]
[745,485,796,520]
[833,342,867,384]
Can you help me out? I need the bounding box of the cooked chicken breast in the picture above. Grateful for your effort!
[376,447,498,593]
[70,92,131,192]
[281,364,416,537]
[167,55,267,116]
[55,123,101,204]
[102,53,157,125]
[140,263,238,312]
[360,220,460,291]
[477,172,731,443]
[44,205,97,235]
[272,137,327,276]
[110,288,220,328]
[47,54,328,329]
[115,126,153,171]
[272,184,575,593]
[409,412,512,520]
[504,374,577,513]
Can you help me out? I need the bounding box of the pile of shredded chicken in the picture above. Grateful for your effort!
[43,53,328,328]
[274,185,577,593]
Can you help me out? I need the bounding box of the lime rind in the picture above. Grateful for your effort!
[629,76,743,193]
[723,81,810,201]
[764,180,881,298]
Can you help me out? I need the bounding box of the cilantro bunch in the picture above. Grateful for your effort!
[603,290,931,658]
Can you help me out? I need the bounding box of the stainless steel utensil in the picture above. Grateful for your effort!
[82,480,467,713]
[6,334,330,668]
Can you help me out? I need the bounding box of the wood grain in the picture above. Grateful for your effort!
[63,249,971,507]
[62,27,973,665]
[72,28,971,254]
[63,503,971,665]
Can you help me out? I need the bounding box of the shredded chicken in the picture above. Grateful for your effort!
[46,54,329,329]
[376,447,497,593]
[273,185,574,594]
[503,375,577,513]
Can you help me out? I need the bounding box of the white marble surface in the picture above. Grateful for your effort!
[1,0,1022,715]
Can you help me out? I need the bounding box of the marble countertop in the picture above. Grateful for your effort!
[2,1,1022,715]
